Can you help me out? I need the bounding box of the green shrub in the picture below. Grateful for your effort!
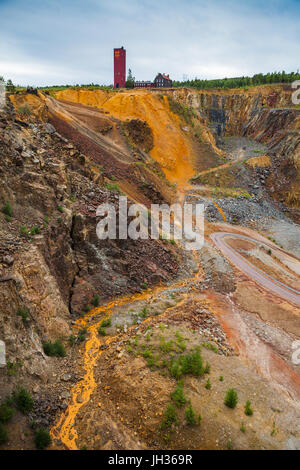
[171,384,186,407]
[185,403,201,425]
[20,225,29,237]
[219,376,224,382]
[205,379,211,390]
[181,348,204,376]
[160,404,178,430]
[13,387,33,414]
[202,342,218,353]
[224,388,238,409]
[169,348,205,379]
[169,360,182,380]
[68,335,76,346]
[0,423,8,445]
[43,340,66,357]
[0,402,14,423]
[244,400,253,416]
[101,318,111,328]
[58,206,64,213]
[105,182,121,193]
[167,97,195,125]
[139,307,148,318]
[91,294,100,307]
[7,361,21,376]
[2,201,12,218]
[98,327,106,336]
[17,104,31,116]
[17,307,30,324]
[78,328,87,343]
[159,337,173,353]
[34,427,51,450]
[143,349,152,359]
[30,225,41,235]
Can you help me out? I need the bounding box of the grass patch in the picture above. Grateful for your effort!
[7,361,22,376]
[202,342,218,353]
[105,182,122,193]
[2,201,12,218]
[17,307,30,324]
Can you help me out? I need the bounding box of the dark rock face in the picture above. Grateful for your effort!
[122,119,154,152]
[170,87,300,210]
[0,102,180,321]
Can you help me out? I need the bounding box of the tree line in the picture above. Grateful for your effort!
[173,71,300,89]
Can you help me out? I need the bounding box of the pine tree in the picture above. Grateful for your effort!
[244,400,253,416]
[224,388,238,409]
[125,69,135,89]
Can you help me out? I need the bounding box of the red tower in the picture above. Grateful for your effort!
[114,47,126,89]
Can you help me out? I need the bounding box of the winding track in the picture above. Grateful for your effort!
[211,232,300,306]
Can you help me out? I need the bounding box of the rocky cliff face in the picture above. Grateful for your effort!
[165,86,300,208]
[0,99,182,415]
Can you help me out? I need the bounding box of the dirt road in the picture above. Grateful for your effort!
[211,232,300,306]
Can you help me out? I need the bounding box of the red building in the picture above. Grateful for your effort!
[134,81,154,88]
[154,73,172,87]
[114,47,126,88]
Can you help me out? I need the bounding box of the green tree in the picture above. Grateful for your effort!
[6,79,15,92]
[224,388,238,409]
[125,68,135,89]
[185,403,201,425]
[244,400,253,416]
[0,402,14,424]
[34,428,51,450]
[13,387,33,414]
[171,384,186,407]
[0,423,8,445]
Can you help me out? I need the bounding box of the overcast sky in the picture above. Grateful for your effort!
[0,0,299,86]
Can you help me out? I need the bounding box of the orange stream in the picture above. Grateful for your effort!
[50,279,192,449]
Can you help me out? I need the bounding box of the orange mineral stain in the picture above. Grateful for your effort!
[55,89,195,190]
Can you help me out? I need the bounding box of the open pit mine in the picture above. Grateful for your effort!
[0,84,300,450]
